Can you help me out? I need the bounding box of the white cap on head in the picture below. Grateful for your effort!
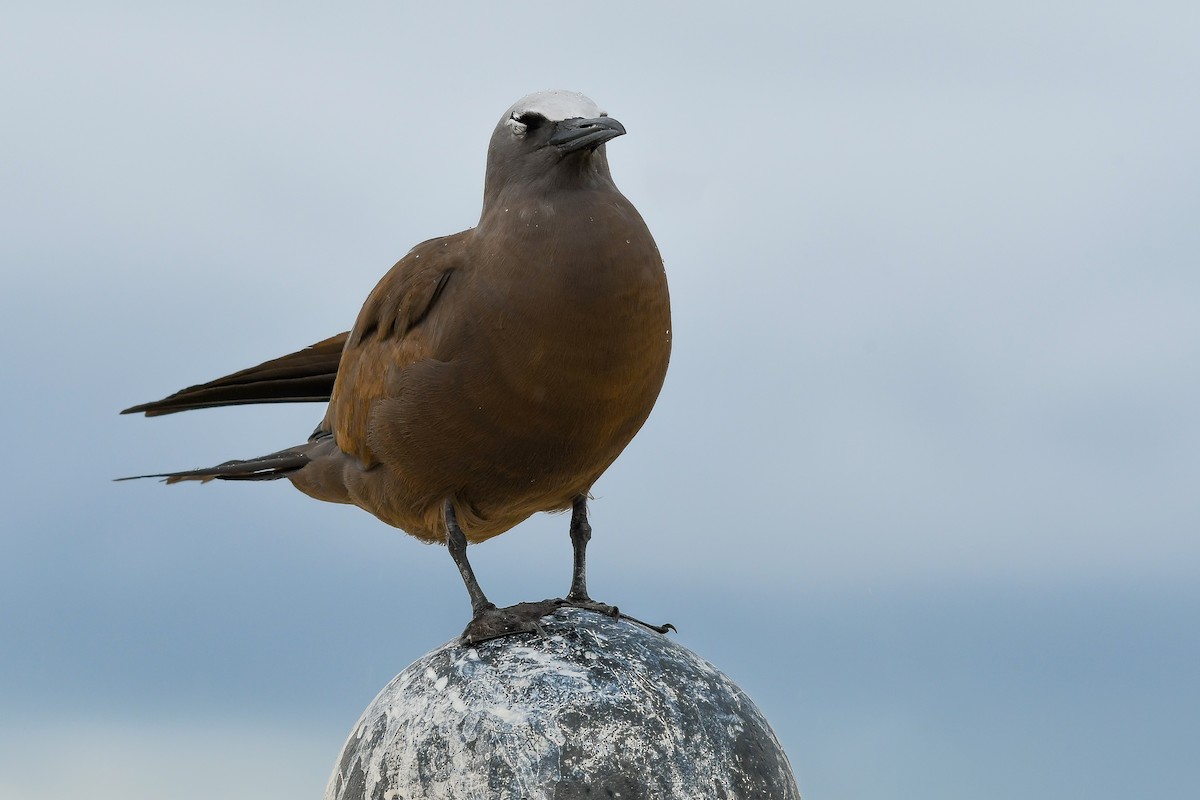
[505,90,606,124]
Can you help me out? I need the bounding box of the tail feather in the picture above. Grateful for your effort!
[122,332,349,417]
[116,447,312,484]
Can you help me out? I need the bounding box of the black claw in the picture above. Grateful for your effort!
[617,614,676,635]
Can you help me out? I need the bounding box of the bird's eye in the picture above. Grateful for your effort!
[511,111,547,132]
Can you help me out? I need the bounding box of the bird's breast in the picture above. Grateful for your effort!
[443,213,670,478]
[470,217,669,404]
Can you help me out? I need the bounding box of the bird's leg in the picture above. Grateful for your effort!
[556,494,676,635]
[447,500,555,644]
[444,500,493,615]
[566,494,593,603]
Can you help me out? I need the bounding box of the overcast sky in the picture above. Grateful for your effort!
[2,2,1198,798]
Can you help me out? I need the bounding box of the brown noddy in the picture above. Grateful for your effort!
[121,90,673,643]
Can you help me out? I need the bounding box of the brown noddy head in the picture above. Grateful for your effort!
[481,90,627,213]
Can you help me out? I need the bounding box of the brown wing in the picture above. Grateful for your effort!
[326,233,464,467]
[122,333,349,416]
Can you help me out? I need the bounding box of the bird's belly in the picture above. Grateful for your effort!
[357,329,666,543]
[459,353,661,511]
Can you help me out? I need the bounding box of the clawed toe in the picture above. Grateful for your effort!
[555,596,676,636]
[638,619,677,634]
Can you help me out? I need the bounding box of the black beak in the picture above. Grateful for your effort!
[548,116,627,153]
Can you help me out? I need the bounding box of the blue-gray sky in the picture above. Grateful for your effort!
[2,2,1197,797]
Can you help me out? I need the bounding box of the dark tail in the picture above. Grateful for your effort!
[121,332,349,417]
[116,445,314,484]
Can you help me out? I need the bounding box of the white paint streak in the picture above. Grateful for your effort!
[484,705,528,725]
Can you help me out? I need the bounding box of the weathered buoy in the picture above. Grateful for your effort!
[325,607,800,799]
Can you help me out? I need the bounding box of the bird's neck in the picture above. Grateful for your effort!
[476,179,628,236]
[479,151,619,226]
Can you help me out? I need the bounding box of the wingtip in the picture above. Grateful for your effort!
[113,472,214,484]
[119,398,160,415]
[120,402,172,417]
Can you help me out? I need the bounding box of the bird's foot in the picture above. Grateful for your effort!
[555,596,677,635]
[460,600,562,645]
[459,598,677,644]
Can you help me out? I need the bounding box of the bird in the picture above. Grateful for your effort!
[121,90,673,644]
